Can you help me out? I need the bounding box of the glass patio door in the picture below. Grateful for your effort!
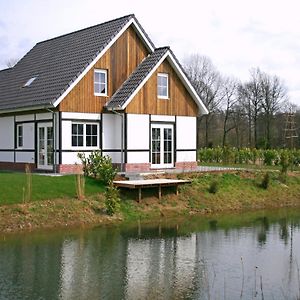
[151,124,173,168]
[37,123,53,170]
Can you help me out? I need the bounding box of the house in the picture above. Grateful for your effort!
[0,14,208,173]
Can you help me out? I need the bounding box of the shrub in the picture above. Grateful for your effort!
[208,179,219,194]
[78,151,117,185]
[105,184,121,216]
[260,172,270,189]
[279,150,290,175]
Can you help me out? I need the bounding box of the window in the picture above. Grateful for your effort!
[94,69,107,96]
[72,124,84,147]
[17,124,23,148]
[23,76,37,87]
[72,123,98,147]
[157,73,169,98]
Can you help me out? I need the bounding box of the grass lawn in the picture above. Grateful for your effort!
[0,172,106,205]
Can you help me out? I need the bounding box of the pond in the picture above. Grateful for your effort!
[0,208,300,299]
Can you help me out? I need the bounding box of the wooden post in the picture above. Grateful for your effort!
[176,185,179,196]
[158,185,162,199]
[138,187,141,202]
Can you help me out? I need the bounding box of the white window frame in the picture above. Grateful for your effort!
[157,73,169,99]
[71,122,99,149]
[94,69,107,96]
[16,124,23,148]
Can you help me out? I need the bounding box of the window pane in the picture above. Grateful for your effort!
[86,124,91,135]
[72,136,77,147]
[86,136,91,146]
[94,83,100,94]
[92,125,97,135]
[78,124,83,134]
[92,136,97,146]
[100,83,106,94]
[72,124,77,134]
[78,136,83,146]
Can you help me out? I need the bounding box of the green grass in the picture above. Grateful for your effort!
[0,172,106,205]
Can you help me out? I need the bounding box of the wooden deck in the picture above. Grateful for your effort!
[113,179,191,201]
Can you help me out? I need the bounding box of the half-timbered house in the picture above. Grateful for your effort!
[0,14,208,173]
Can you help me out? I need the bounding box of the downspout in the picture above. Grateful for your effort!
[111,109,124,172]
[45,107,57,174]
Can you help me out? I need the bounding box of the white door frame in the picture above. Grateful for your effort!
[151,123,174,168]
[37,122,53,170]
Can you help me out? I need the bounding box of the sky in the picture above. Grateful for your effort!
[0,0,300,106]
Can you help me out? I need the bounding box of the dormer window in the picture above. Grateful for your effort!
[157,73,169,99]
[94,69,107,96]
[23,76,37,87]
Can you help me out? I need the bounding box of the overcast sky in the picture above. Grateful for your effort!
[1,0,300,106]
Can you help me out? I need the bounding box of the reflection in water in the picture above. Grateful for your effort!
[0,209,300,299]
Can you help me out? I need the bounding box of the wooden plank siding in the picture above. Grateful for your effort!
[125,59,198,116]
[59,26,149,113]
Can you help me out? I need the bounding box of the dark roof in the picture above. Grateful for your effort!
[106,47,169,109]
[0,14,154,112]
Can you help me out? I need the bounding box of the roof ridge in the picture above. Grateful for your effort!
[154,46,170,50]
[37,14,134,45]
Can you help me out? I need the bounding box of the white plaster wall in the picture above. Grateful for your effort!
[22,123,35,149]
[16,114,34,122]
[127,152,149,163]
[102,114,121,149]
[36,112,52,120]
[0,152,14,162]
[16,151,35,163]
[151,115,175,122]
[61,120,72,149]
[61,152,89,165]
[103,152,122,163]
[176,151,196,162]
[61,112,100,120]
[0,116,14,149]
[127,114,149,150]
[176,116,196,150]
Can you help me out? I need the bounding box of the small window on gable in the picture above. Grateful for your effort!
[157,73,169,99]
[23,76,37,87]
[94,69,107,96]
[17,124,23,148]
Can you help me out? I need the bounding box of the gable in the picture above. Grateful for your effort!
[59,25,149,113]
[125,58,199,116]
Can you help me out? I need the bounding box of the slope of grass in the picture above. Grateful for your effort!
[0,172,105,205]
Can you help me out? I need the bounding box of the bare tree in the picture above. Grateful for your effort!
[221,77,238,147]
[260,72,288,148]
[238,68,263,148]
[5,58,19,68]
[184,54,223,147]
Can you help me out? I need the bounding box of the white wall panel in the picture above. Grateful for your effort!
[0,152,14,162]
[16,114,34,122]
[36,112,52,120]
[176,116,196,150]
[22,123,35,149]
[16,151,35,163]
[127,114,149,150]
[0,117,14,149]
[61,121,72,149]
[151,115,175,122]
[61,112,100,120]
[103,152,122,163]
[176,151,196,162]
[127,152,149,163]
[61,152,88,164]
[102,114,121,149]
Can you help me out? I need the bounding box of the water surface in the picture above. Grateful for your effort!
[1,209,300,299]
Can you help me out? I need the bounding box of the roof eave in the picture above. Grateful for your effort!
[0,103,54,115]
